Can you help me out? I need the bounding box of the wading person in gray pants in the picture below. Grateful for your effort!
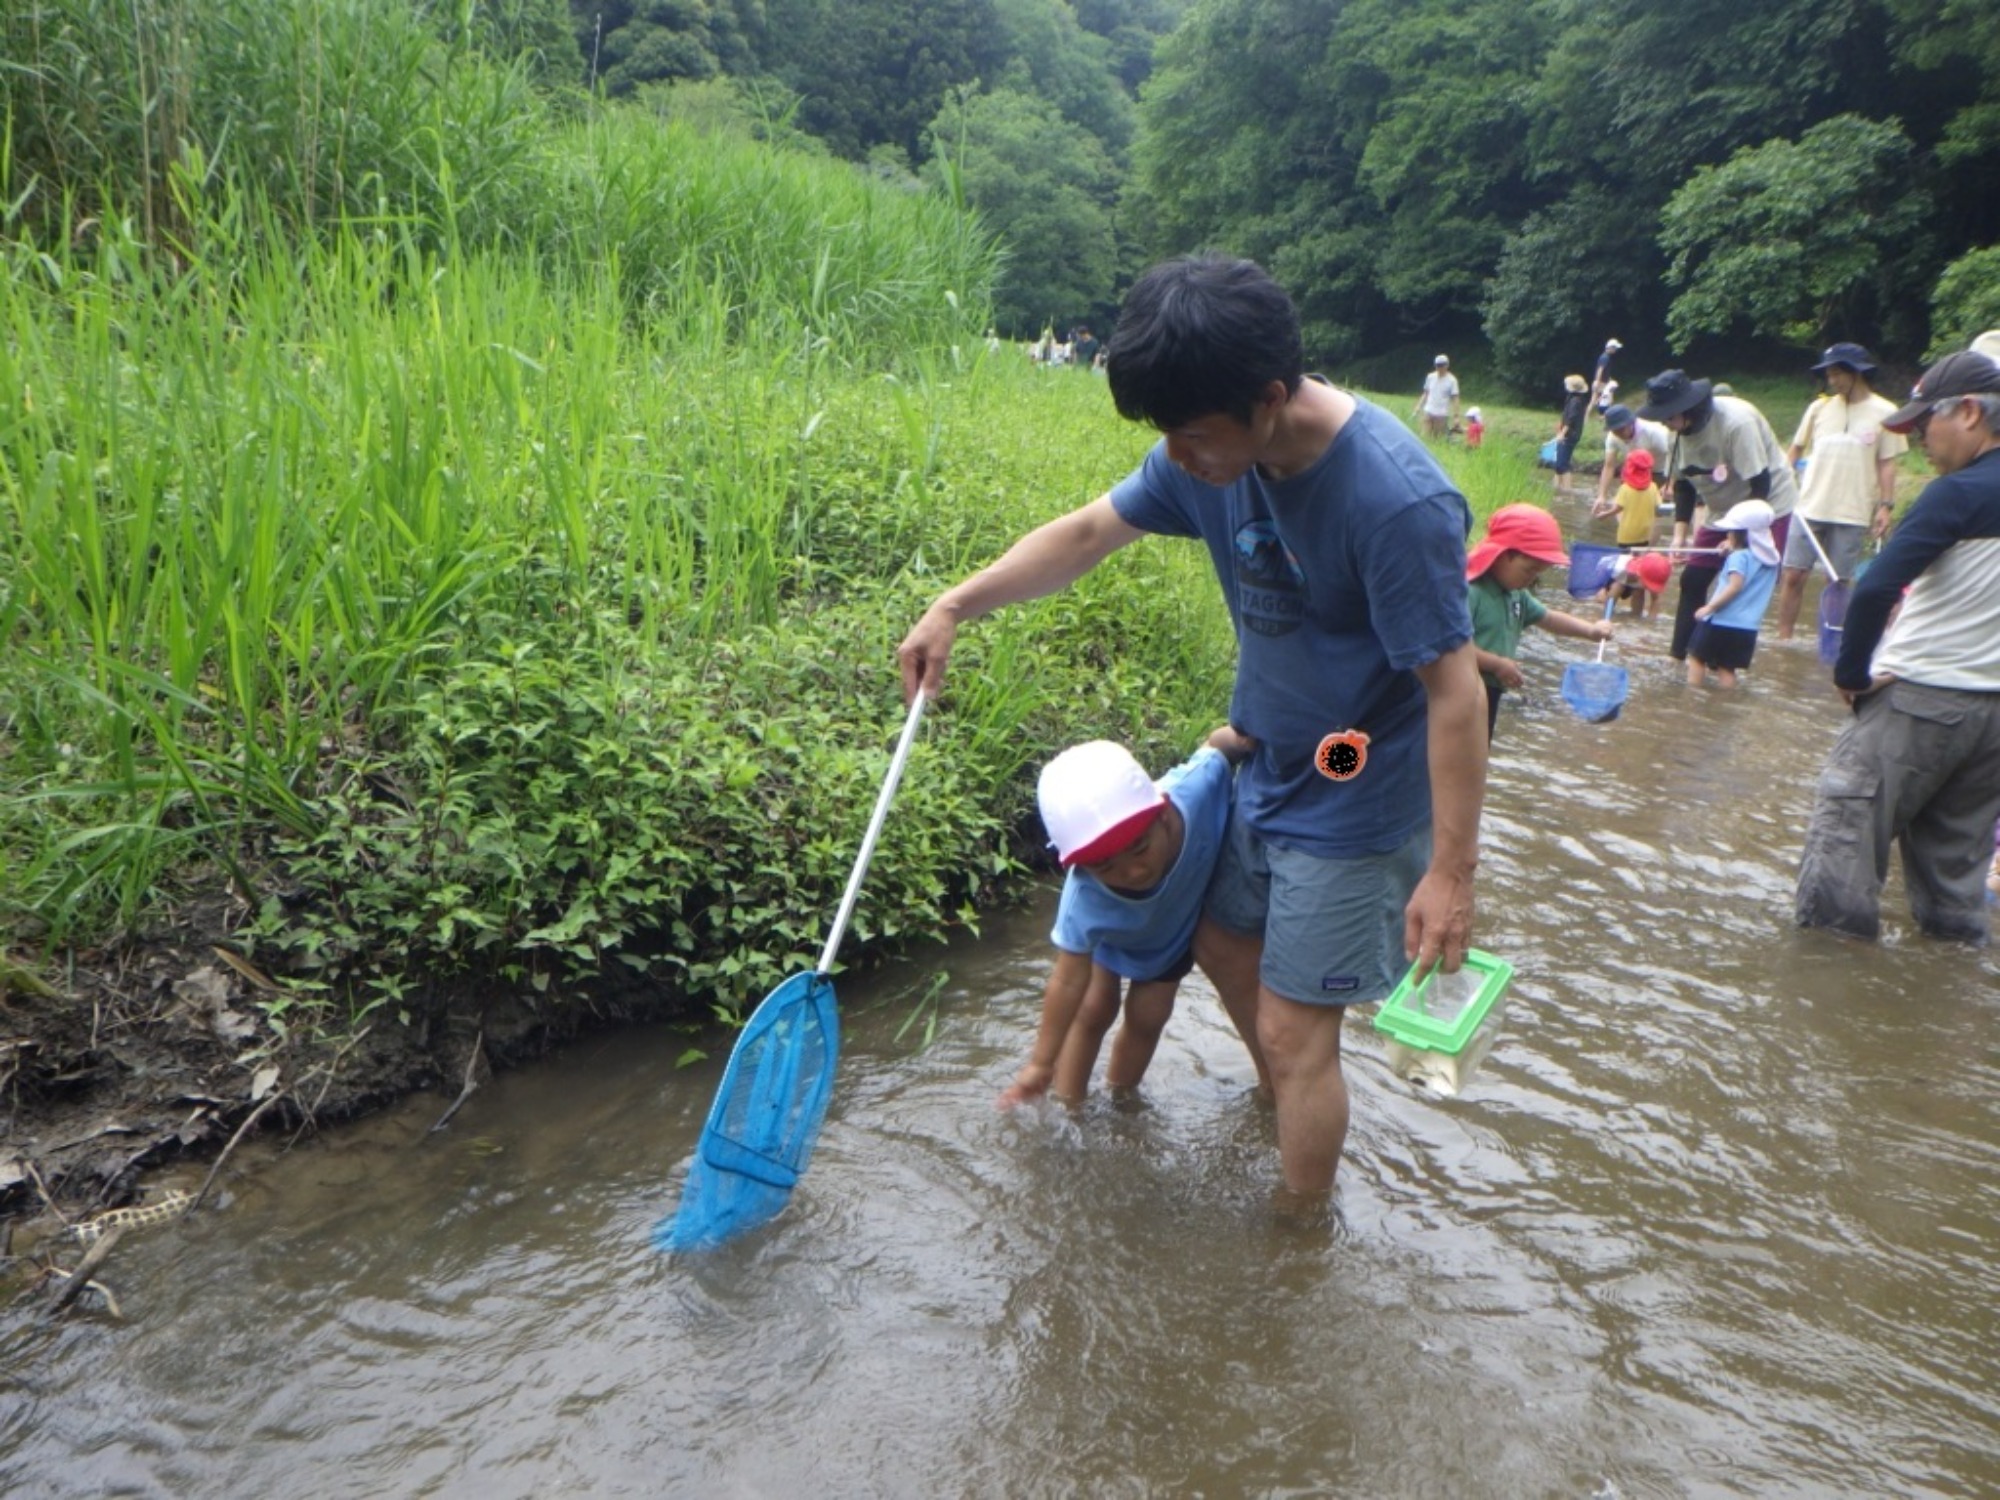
[1796,351,2000,944]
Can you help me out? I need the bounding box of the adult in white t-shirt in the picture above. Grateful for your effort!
[1593,403,1673,508]
[1776,343,1907,638]
[1412,354,1459,439]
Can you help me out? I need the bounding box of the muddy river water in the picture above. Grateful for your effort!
[4,607,1997,1499]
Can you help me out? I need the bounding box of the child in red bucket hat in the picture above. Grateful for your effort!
[1606,550,1671,620]
[1467,504,1616,741]
[1592,448,1662,549]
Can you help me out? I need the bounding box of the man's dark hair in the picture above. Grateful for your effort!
[1106,255,1304,429]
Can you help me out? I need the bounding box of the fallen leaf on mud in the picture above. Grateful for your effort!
[172,966,259,1044]
[209,946,279,992]
[1,1157,26,1193]
[211,1009,257,1044]
[173,966,232,1010]
[250,1065,281,1102]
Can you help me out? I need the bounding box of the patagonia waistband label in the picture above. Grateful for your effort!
[1321,975,1361,993]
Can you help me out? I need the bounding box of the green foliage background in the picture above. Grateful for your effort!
[0,0,1232,1043]
[563,0,1999,381]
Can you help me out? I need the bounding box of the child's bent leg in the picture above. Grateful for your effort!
[1686,656,1706,687]
[1193,917,1273,1093]
[1051,965,1122,1099]
[1105,979,1178,1090]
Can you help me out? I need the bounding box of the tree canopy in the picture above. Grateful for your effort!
[558,0,1999,373]
[1127,0,2000,383]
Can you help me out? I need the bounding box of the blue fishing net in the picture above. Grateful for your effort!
[1561,661,1628,723]
[654,971,839,1254]
[1565,543,1623,599]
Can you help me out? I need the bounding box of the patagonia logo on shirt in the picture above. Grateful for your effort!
[1321,974,1361,993]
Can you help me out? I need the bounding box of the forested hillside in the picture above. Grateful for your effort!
[569,0,2000,384]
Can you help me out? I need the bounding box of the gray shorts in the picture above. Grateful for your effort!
[1781,517,1867,576]
[1795,681,2000,943]
[1204,808,1431,1005]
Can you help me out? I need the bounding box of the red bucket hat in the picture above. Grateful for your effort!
[1625,552,1670,593]
[1622,450,1655,488]
[1467,504,1570,580]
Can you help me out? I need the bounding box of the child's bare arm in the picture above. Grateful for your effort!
[1536,609,1616,643]
[1695,573,1743,621]
[1000,948,1099,1107]
[1205,724,1259,764]
[1472,646,1523,690]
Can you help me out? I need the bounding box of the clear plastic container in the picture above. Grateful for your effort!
[1372,950,1515,1096]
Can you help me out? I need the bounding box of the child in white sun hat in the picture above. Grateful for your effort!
[1688,499,1781,688]
[1001,726,1261,1107]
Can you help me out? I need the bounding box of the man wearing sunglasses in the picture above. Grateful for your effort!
[1796,350,2000,944]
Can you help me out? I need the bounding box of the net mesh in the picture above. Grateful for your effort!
[654,972,839,1253]
[1564,543,1624,599]
[1561,662,1628,722]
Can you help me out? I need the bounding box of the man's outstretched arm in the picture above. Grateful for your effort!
[897,494,1145,700]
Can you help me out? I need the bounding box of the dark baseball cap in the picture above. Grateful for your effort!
[1810,342,1878,375]
[1884,351,2000,433]
[1603,403,1635,429]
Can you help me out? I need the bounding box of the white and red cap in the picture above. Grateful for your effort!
[1038,741,1167,867]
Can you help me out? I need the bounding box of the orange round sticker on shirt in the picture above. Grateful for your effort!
[1314,729,1370,782]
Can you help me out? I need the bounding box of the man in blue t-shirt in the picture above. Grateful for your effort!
[898,254,1489,1200]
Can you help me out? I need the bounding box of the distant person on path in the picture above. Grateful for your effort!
[1590,338,1623,416]
[1466,504,1615,740]
[1552,374,1590,492]
[1592,403,1673,519]
[899,254,1489,1202]
[1635,370,1799,663]
[1686,500,1780,688]
[1776,343,1906,639]
[1796,350,2000,945]
[1414,354,1460,439]
[1001,729,1263,1108]
[1073,326,1102,371]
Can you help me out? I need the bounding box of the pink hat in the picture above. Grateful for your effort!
[1038,742,1167,867]
[1467,504,1570,580]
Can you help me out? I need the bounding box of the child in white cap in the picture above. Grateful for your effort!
[1000,727,1260,1107]
[1688,499,1780,687]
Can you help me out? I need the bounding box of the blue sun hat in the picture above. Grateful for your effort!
[1810,342,1878,376]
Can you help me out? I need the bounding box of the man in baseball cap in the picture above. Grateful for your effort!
[1881,349,2000,432]
[1797,347,2000,944]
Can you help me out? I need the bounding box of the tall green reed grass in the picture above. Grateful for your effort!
[0,208,1226,1032]
[0,0,1233,1025]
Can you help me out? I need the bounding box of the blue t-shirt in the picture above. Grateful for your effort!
[1050,747,1233,979]
[1710,549,1777,630]
[1109,396,1472,857]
